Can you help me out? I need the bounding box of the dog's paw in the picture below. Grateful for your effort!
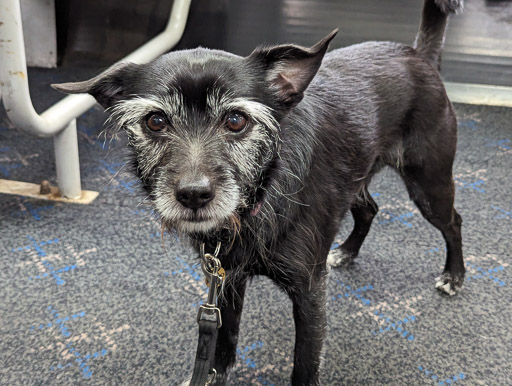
[212,372,228,386]
[180,373,227,386]
[327,247,356,268]
[435,272,464,296]
[435,0,464,14]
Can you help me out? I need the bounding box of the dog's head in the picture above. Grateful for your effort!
[54,30,337,236]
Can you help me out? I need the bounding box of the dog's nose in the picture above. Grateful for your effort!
[175,177,215,210]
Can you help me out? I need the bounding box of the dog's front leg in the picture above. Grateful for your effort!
[212,276,248,385]
[288,278,327,386]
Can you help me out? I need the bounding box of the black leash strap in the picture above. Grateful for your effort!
[190,318,219,385]
[189,243,224,386]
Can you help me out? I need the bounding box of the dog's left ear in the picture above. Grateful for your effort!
[52,62,140,109]
[248,29,338,110]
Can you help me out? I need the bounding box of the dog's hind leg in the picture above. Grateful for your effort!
[401,165,464,295]
[328,186,378,267]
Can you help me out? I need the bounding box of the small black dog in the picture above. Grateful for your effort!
[54,0,464,383]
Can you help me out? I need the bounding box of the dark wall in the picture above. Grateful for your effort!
[55,0,512,86]
[56,0,172,65]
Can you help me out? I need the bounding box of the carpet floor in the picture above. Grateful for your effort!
[1,67,511,385]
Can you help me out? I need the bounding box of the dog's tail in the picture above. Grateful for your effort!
[413,0,463,69]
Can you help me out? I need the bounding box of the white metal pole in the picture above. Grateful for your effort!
[53,119,82,199]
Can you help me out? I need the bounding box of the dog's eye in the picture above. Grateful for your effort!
[225,112,248,132]
[146,113,169,132]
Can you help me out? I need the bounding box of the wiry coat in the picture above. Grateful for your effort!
[54,0,465,384]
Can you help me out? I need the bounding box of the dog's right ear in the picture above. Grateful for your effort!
[52,62,139,109]
[248,29,338,110]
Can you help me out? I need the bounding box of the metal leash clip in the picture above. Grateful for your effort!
[197,242,224,329]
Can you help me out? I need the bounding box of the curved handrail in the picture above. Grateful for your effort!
[0,0,191,138]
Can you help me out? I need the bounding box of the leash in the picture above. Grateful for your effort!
[189,242,224,386]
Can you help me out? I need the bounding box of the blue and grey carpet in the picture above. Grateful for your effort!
[1,67,511,385]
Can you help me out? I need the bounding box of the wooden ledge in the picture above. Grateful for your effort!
[0,179,99,204]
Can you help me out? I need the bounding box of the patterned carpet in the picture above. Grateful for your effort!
[0,67,511,385]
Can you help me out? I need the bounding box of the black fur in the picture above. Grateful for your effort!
[54,0,464,384]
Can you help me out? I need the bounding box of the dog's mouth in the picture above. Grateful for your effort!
[178,218,222,234]
[156,196,240,235]
[161,215,219,236]
[172,208,222,232]
[173,196,263,235]
[181,209,214,223]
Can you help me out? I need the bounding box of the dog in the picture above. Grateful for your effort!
[54,0,465,383]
